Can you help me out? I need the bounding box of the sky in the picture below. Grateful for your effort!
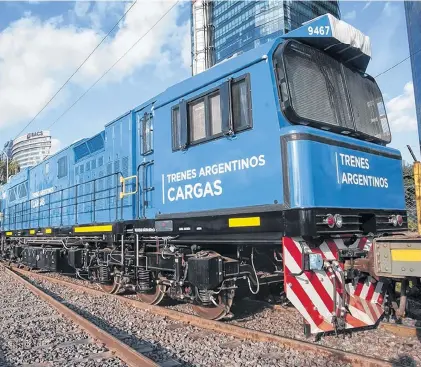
[0,0,418,163]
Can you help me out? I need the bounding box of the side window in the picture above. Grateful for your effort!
[18,183,27,199]
[171,73,251,151]
[45,163,50,175]
[57,156,68,179]
[232,77,252,131]
[141,113,153,155]
[9,188,16,202]
[189,98,206,142]
[172,107,181,150]
[209,92,222,135]
[188,92,223,144]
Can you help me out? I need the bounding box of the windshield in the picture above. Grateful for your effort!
[275,41,391,144]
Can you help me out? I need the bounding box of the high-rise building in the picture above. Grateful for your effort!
[191,0,340,75]
[404,1,421,150]
[12,131,52,169]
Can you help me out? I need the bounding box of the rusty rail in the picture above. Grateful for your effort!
[380,322,421,338]
[271,300,421,339]
[2,265,158,367]
[9,266,391,367]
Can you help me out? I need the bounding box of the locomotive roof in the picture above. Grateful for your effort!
[281,14,371,72]
[153,40,276,110]
[146,15,371,110]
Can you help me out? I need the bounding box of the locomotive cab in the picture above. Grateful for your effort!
[272,36,406,236]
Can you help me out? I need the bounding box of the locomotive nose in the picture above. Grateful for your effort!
[281,127,404,211]
[280,127,406,236]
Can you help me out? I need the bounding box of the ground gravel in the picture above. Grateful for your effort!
[21,272,354,367]
[0,267,127,367]
[226,299,420,366]
[31,271,421,366]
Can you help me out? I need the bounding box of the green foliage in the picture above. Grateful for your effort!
[403,162,414,185]
[403,162,418,231]
[0,158,20,185]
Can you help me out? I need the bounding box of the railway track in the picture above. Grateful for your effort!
[0,264,158,367]
[379,322,421,338]
[2,265,397,367]
[268,304,421,339]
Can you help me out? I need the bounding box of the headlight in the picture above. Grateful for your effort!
[307,253,324,271]
[334,214,343,228]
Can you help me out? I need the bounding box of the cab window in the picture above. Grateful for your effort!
[171,74,252,150]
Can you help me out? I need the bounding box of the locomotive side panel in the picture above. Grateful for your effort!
[104,112,136,222]
[0,170,29,231]
[153,59,284,218]
[29,147,73,228]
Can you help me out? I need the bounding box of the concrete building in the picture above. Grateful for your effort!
[191,0,340,75]
[12,131,52,169]
[404,1,421,151]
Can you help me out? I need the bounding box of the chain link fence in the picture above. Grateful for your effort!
[403,165,417,231]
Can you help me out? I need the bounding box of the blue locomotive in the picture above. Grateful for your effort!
[0,15,407,333]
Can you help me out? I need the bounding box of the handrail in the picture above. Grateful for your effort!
[3,171,133,230]
[120,175,138,199]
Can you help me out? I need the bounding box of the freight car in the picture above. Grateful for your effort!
[0,15,411,334]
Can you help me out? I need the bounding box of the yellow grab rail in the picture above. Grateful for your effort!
[120,175,138,199]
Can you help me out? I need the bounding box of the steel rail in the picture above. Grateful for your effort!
[379,322,421,338]
[2,265,158,367]
[271,302,421,339]
[9,266,390,367]
[291,311,420,338]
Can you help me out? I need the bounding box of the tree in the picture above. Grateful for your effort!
[403,162,414,186]
[402,162,418,230]
[0,158,20,185]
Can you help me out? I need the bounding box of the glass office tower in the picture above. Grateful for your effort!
[404,1,421,149]
[191,0,340,75]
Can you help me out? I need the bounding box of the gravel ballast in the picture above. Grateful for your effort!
[18,272,354,367]
[0,268,126,367]
[19,270,421,367]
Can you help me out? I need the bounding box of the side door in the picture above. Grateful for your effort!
[136,107,155,219]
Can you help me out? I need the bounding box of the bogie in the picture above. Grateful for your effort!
[0,233,285,321]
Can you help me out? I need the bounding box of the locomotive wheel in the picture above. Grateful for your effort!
[99,280,121,294]
[192,293,234,321]
[98,273,122,294]
[136,284,167,305]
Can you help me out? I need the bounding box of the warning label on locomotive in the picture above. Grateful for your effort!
[336,153,389,188]
[162,155,266,202]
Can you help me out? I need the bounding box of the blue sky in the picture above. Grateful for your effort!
[0,1,418,163]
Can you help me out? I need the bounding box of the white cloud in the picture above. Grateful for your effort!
[0,0,190,131]
[343,10,356,21]
[50,138,61,154]
[386,81,418,133]
[73,2,91,18]
[73,2,126,30]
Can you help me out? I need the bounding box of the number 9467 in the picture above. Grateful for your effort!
[308,26,330,36]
